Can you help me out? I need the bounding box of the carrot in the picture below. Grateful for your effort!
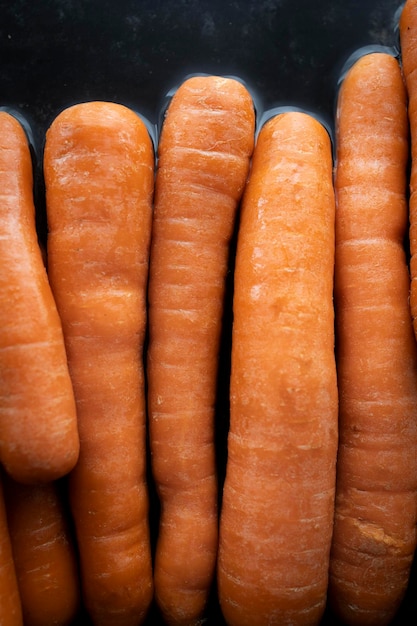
[3,476,81,626]
[401,0,417,339]
[43,101,154,626]
[0,110,79,484]
[147,75,255,625]
[217,110,338,626]
[327,51,417,625]
[0,473,23,626]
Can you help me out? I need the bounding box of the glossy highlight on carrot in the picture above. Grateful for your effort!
[147,75,255,625]
[217,110,338,626]
[0,110,79,485]
[3,477,81,626]
[328,51,417,626]
[44,101,154,626]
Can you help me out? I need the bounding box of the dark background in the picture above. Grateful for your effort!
[0,0,406,216]
[0,0,404,153]
[1,1,415,624]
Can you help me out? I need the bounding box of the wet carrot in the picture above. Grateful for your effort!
[0,111,79,484]
[3,477,81,626]
[44,101,154,626]
[217,110,338,626]
[328,51,417,626]
[0,473,23,626]
[147,75,255,625]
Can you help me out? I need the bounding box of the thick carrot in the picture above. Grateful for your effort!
[0,111,79,484]
[43,101,154,626]
[3,476,81,626]
[401,0,417,338]
[217,110,338,626]
[328,51,417,625]
[147,75,255,625]
[0,473,23,626]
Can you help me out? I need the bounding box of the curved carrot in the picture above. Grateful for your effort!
[217,110,338,626]
[3,476,81,626]
[328,51,417,625]
[44,101,154,626]
[0,473,23,626]
[0,111,79,484]
[400,0,417,337]
[147,75,255,625]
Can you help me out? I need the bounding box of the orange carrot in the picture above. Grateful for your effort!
[217,110,338,626]
[147,75,255,625]
[0,473,23,626]
[401,0,417,339]
[328,51,417,625]
[0,111,79,484]
[43,101,154,626]
[3,476,81,626]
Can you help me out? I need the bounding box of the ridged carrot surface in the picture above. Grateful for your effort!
[4,477,81,626]
[328,51,417,626]
[217,110,338,626]
[147,75,255,625]
[44,101,154,626]
[0,111,79,484]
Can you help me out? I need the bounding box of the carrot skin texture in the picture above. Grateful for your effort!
[328,52,417,625]
[3,477,81,626]
[401,0,417,335]
[44,102,154,626]
[147,75,255,625]
[0,474,23,626]
[0,111,79,484]
[217,111,338,626]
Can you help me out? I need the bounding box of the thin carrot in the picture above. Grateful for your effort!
[0,111,79,484]
[43,101,154,626]
[3,476,81,626]
[217,110,338,626]
[147,75,255,625]
[401,0,417,338]
[0,473,23,626]
[328,51,417,625]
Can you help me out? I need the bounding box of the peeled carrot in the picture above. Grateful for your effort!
[401,0,417,338]
[44,101,154,626]
[0,473,23,626]
[0,110,79,484]
[328,51,417,625]
[147,75,255,625]
[217,110,338,626]
[3,476,81,626]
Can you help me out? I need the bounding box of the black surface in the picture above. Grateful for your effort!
[0,0,404,149]
[1,1,416,625]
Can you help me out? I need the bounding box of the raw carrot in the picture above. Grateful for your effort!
[400,0,417,338]
[0,110,79,484]
[217,110,338,626]
[0,473,23,626]
[43,101,154,626]
[328,51,417,625]
[147,75,255,625]
[3,476,81,626]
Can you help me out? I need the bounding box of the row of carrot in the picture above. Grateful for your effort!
[2,2,417,626]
